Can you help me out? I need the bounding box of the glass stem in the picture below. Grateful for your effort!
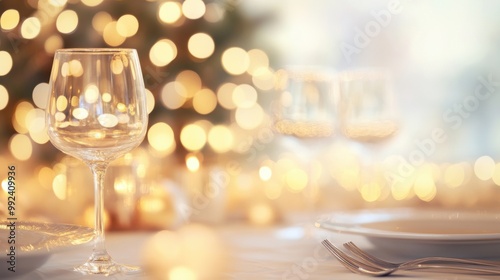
[89,162,111,261]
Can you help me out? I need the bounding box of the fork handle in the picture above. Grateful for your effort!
[402,264,500,275]
[402,257,500,268]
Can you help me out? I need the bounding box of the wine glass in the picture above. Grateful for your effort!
[273,66,337,213]
[45,48,148,275]
[337,68,399,195]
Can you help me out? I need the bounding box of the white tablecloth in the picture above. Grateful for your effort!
[9,222,500,280]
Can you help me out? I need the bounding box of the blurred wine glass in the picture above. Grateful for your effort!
[46,48,148,275]
[273,66,337,213]
[337,68,399,197]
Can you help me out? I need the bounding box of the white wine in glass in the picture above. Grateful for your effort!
[46,48,148,275]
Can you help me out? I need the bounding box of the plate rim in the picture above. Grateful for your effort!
[315,208,500,241]
[0,221,94,256]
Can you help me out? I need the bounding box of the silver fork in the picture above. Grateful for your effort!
[343,241,500,269]
[321,239,500,276]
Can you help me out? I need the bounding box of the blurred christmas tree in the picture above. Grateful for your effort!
[0,0,276,163]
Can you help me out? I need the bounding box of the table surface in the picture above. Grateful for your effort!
[7,221,500,280]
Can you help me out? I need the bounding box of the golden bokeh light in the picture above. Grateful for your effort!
[98,114,119,128]
[0,85,8,110]
[63,61,79,78]
[493,163,500,186]
[161,82,187,109]
[265,184,282,200]
[221,47,250,75]
[443,163,465,188]
[234,103,265,130]
[49,0,68,7]
[247,49,269,75]
[391,180,412,201]
[252,67,276,91]
[0,51,13,76]
[193,88,217,115]
[9,134,33,161]
[44,35,64,54]
[146,89,155,114]
[259,165,272,181]
[81,0,104,7]
[69,96,77,107]
[102,92,112,103]
[232,84,257,108]
[182,0,206,20]
[169,266,197,280]
[56,96,68,111]
[114,176,135,195]
[60,62,69,77]
[474,155,495,181]
[217,83,237,110]
[159,1,183,24]
[208,125,234,153]
[147,122,176,156]
[188,33,215,59]
[116,14,139,37]
[13,101,34,134]
[176,70,202,98]
[185,153,200,172]
[111,58,124,75]
[72,107,89,120]
[38,166,56,190]
[204,3,225,23]
[21,17,41,39]
[1,179,8,193]
[69,59,84,77]
[285,168,308,192]
[180,123,207,151]
[193,119,213,133]
[84,84,99,103]
[360,182,382,202]
[247,202,276,226]
[103,21,126,46]
[1,9,20,30]
[56,10,79,34]
[92,11,112,34]
[336,169,360,191]
[52,173,67,200]
[150,39,177,67]
[414,171,436,202]
[26,108,49,144]
[117,103,127,112]
[142,225,226,280]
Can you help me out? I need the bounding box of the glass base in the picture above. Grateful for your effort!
[74,253,141,276]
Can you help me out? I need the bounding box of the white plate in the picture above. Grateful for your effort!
[315,208,500,258]
[0,221,94,277]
